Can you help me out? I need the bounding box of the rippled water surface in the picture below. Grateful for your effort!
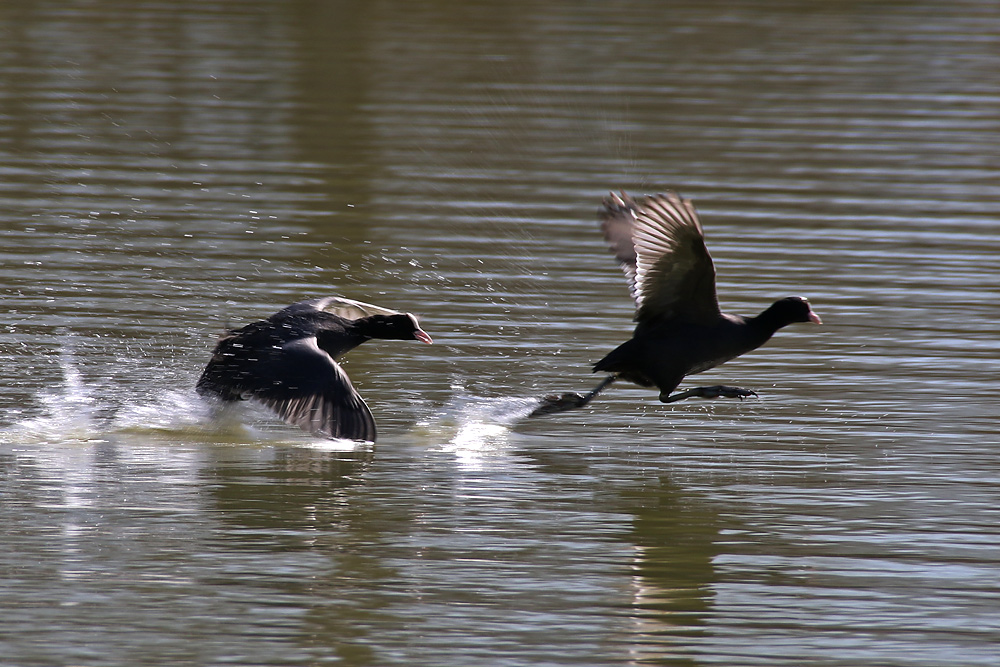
[2,1,999,665]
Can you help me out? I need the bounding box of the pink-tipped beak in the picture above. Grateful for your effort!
[809,311,822,325]
[415,329,433,344]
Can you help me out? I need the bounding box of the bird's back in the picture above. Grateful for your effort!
[197,320,283,399]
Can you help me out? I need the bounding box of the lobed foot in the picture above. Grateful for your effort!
[529,392,588,417]
[529,375,618,418]
[660,385,758,404]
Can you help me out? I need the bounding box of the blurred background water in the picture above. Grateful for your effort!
[1,1,999,665]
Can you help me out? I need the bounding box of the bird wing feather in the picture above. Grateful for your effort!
[599,191,641,302]
[601,191,720,324]
[309,296,402,320]
[243,337,376,441]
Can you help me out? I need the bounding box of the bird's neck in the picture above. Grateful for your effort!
[746,305,793,345]
[316,324,370,359]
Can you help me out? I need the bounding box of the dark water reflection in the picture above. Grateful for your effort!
[3,0,1000,665]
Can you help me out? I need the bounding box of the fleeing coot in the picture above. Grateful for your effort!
[197,296,432,441]
[532,191,820,416]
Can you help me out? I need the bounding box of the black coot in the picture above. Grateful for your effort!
[532,191,820,416]
[197,296,432,441]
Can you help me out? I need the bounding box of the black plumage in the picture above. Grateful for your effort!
[532,191,820,416]
[197,297,431,441]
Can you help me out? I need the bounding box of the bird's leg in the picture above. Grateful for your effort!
[529,375,618,417]
[659,385,758,403]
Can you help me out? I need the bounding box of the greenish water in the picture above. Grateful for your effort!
[2,1,999,665]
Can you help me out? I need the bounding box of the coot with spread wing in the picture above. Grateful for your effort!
[197,296,431,441]
[532,191,820,416]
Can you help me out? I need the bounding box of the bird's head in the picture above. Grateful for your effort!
[362,313,433,344]
[772,296,822,326]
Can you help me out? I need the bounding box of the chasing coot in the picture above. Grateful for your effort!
[532,191,820,416]
[197,296,432,441]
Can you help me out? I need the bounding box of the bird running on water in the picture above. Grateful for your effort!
[197,296,432,441]
[532,191,821,416]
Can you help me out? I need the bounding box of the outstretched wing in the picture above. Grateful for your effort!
[252,337,376,441]
[202,335,376,441]
[599,191,642,302]
[311,296,402,320]
[601,191,720,324]
[273,296,403,323]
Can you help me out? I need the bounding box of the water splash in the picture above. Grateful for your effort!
[2,334,107,444]
[0,333,345,447]
[414,384,539,457]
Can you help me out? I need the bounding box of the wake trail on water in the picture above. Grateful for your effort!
[413,383,544,451]
[0,338,218,445]
[1,335,313,446]
[3,337,551,449]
